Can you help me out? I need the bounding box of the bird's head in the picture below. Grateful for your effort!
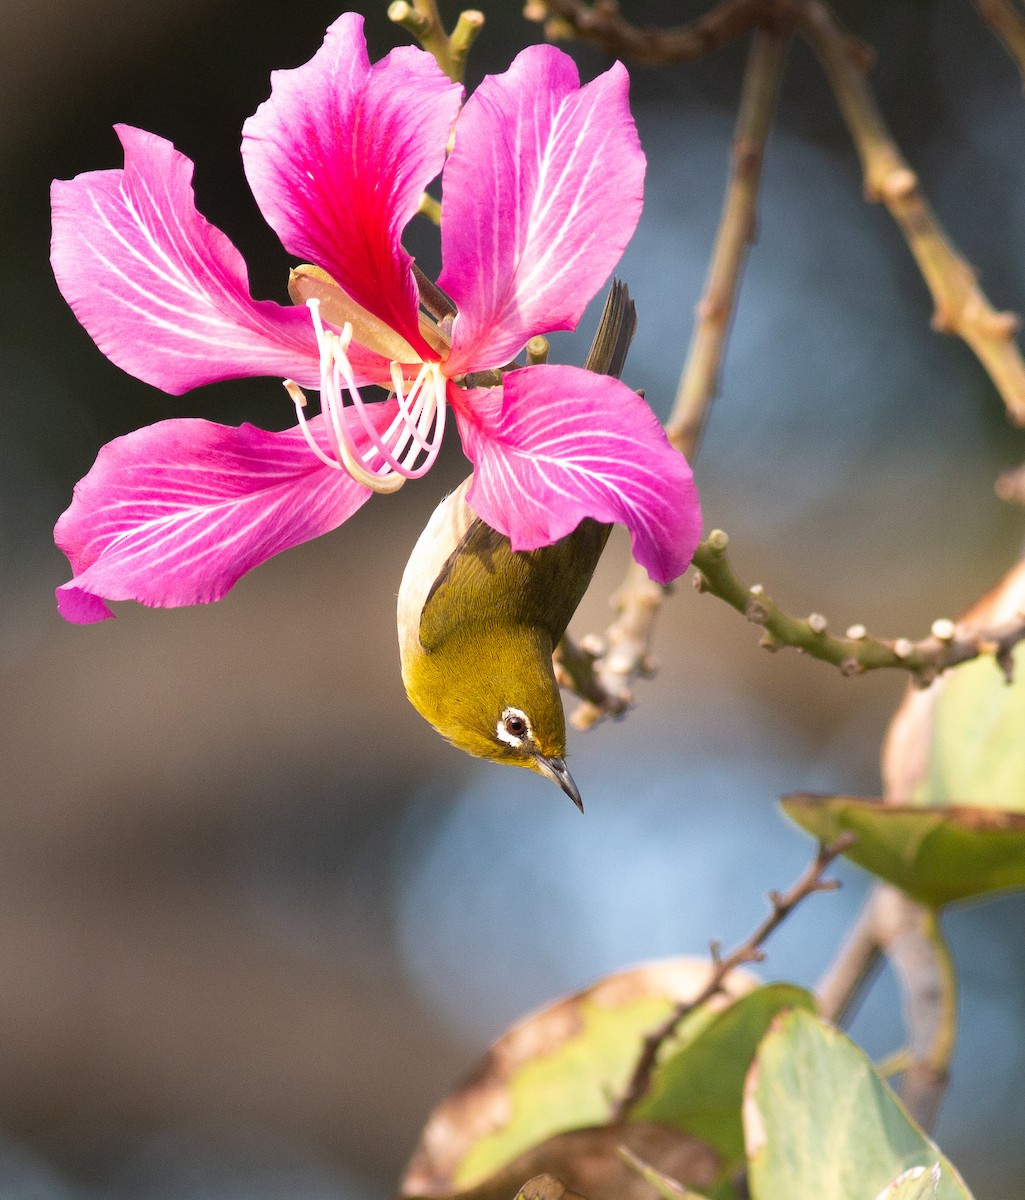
[402,621,582,810]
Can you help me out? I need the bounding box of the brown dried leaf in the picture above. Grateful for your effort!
[404,1125,719,1200]
[401,959,754,1196]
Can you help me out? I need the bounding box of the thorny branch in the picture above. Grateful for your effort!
[559,26,789,727]
[550,0,1025,721]
[611,835,853,1121]
[798,0,1025,425]
[533,0,1025,424]
[691,530,1025,683]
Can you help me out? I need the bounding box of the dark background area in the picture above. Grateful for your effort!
[1,1,1023,1196]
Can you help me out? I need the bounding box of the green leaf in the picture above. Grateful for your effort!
[632,984,815,1169]
[744,1010,974,1200]
[882,562,1025,810]
[781,794,1025,907]
[402,959,754,1195]
[920,641,1025,808]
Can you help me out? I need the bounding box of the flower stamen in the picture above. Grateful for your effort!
[284,378,345,472]
[292,299,448,494]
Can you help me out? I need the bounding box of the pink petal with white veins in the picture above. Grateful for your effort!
[455,366,701,584]
[243,12,462,355]
[50,125,345,395]
[54,405,398,623]
[440,48,644,375]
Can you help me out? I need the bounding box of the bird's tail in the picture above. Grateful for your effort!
[583,278,638,381]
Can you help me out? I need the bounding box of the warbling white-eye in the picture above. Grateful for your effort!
[397,283,638,810]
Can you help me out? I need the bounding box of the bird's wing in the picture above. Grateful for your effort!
[418,511,611,652]
[410,279,637,654]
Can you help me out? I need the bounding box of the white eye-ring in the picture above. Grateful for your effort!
[497,707,531,747]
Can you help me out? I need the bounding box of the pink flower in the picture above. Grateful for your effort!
[50,12,700,624]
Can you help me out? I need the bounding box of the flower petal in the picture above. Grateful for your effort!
[454,366,701,584]
[50,125,333,395]
[440,48,644,375]
[54,406,399,623]
[242,12,462,354]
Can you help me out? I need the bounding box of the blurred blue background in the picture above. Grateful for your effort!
[1,0,1024,1196]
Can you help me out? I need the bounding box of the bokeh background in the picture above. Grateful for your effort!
[2,0,1024,1196]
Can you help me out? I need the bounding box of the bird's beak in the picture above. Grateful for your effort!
[535,754,584,812]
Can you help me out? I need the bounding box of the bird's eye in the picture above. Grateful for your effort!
[497,707,532,746]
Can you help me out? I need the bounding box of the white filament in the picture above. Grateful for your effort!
[287,299,447,494]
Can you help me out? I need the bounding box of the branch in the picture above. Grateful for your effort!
[554,630,635,724]
[815,889,883,1024]
[973,0,1025,87]
[669,26,791,460]
[690,529,1025,683]
[874,888,957,1133]
[612,835,853,1121]
[796,0,1025,425]
[538,0,1025,424]
[563,26,789,728]
[523,0,771,65]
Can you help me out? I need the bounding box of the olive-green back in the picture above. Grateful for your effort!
[419,281,638,653]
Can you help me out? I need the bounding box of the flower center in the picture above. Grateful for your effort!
[284,299,447,494]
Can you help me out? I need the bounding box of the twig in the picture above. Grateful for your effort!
[670,27,791,460]
[565,26,788,728]
[973,0,1025,87]
[874,887,957,1134]
[388,0,484,82]
[813,886,955,1134]
[815,889,883,1023]
[690,529,1025,683]
[524,0,771,65]
[555,0,1025,719]
[612,835,853,1121]
[554,633,632,722]
[797,0,1025,425]
[538,0,1025,426]
[559,570,663,729]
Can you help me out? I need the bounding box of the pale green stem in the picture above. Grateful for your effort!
[388,0,483,83]
[691,530,1025,683]
[417,193,442,226]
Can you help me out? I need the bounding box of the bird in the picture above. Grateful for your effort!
[397,281,638,811]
